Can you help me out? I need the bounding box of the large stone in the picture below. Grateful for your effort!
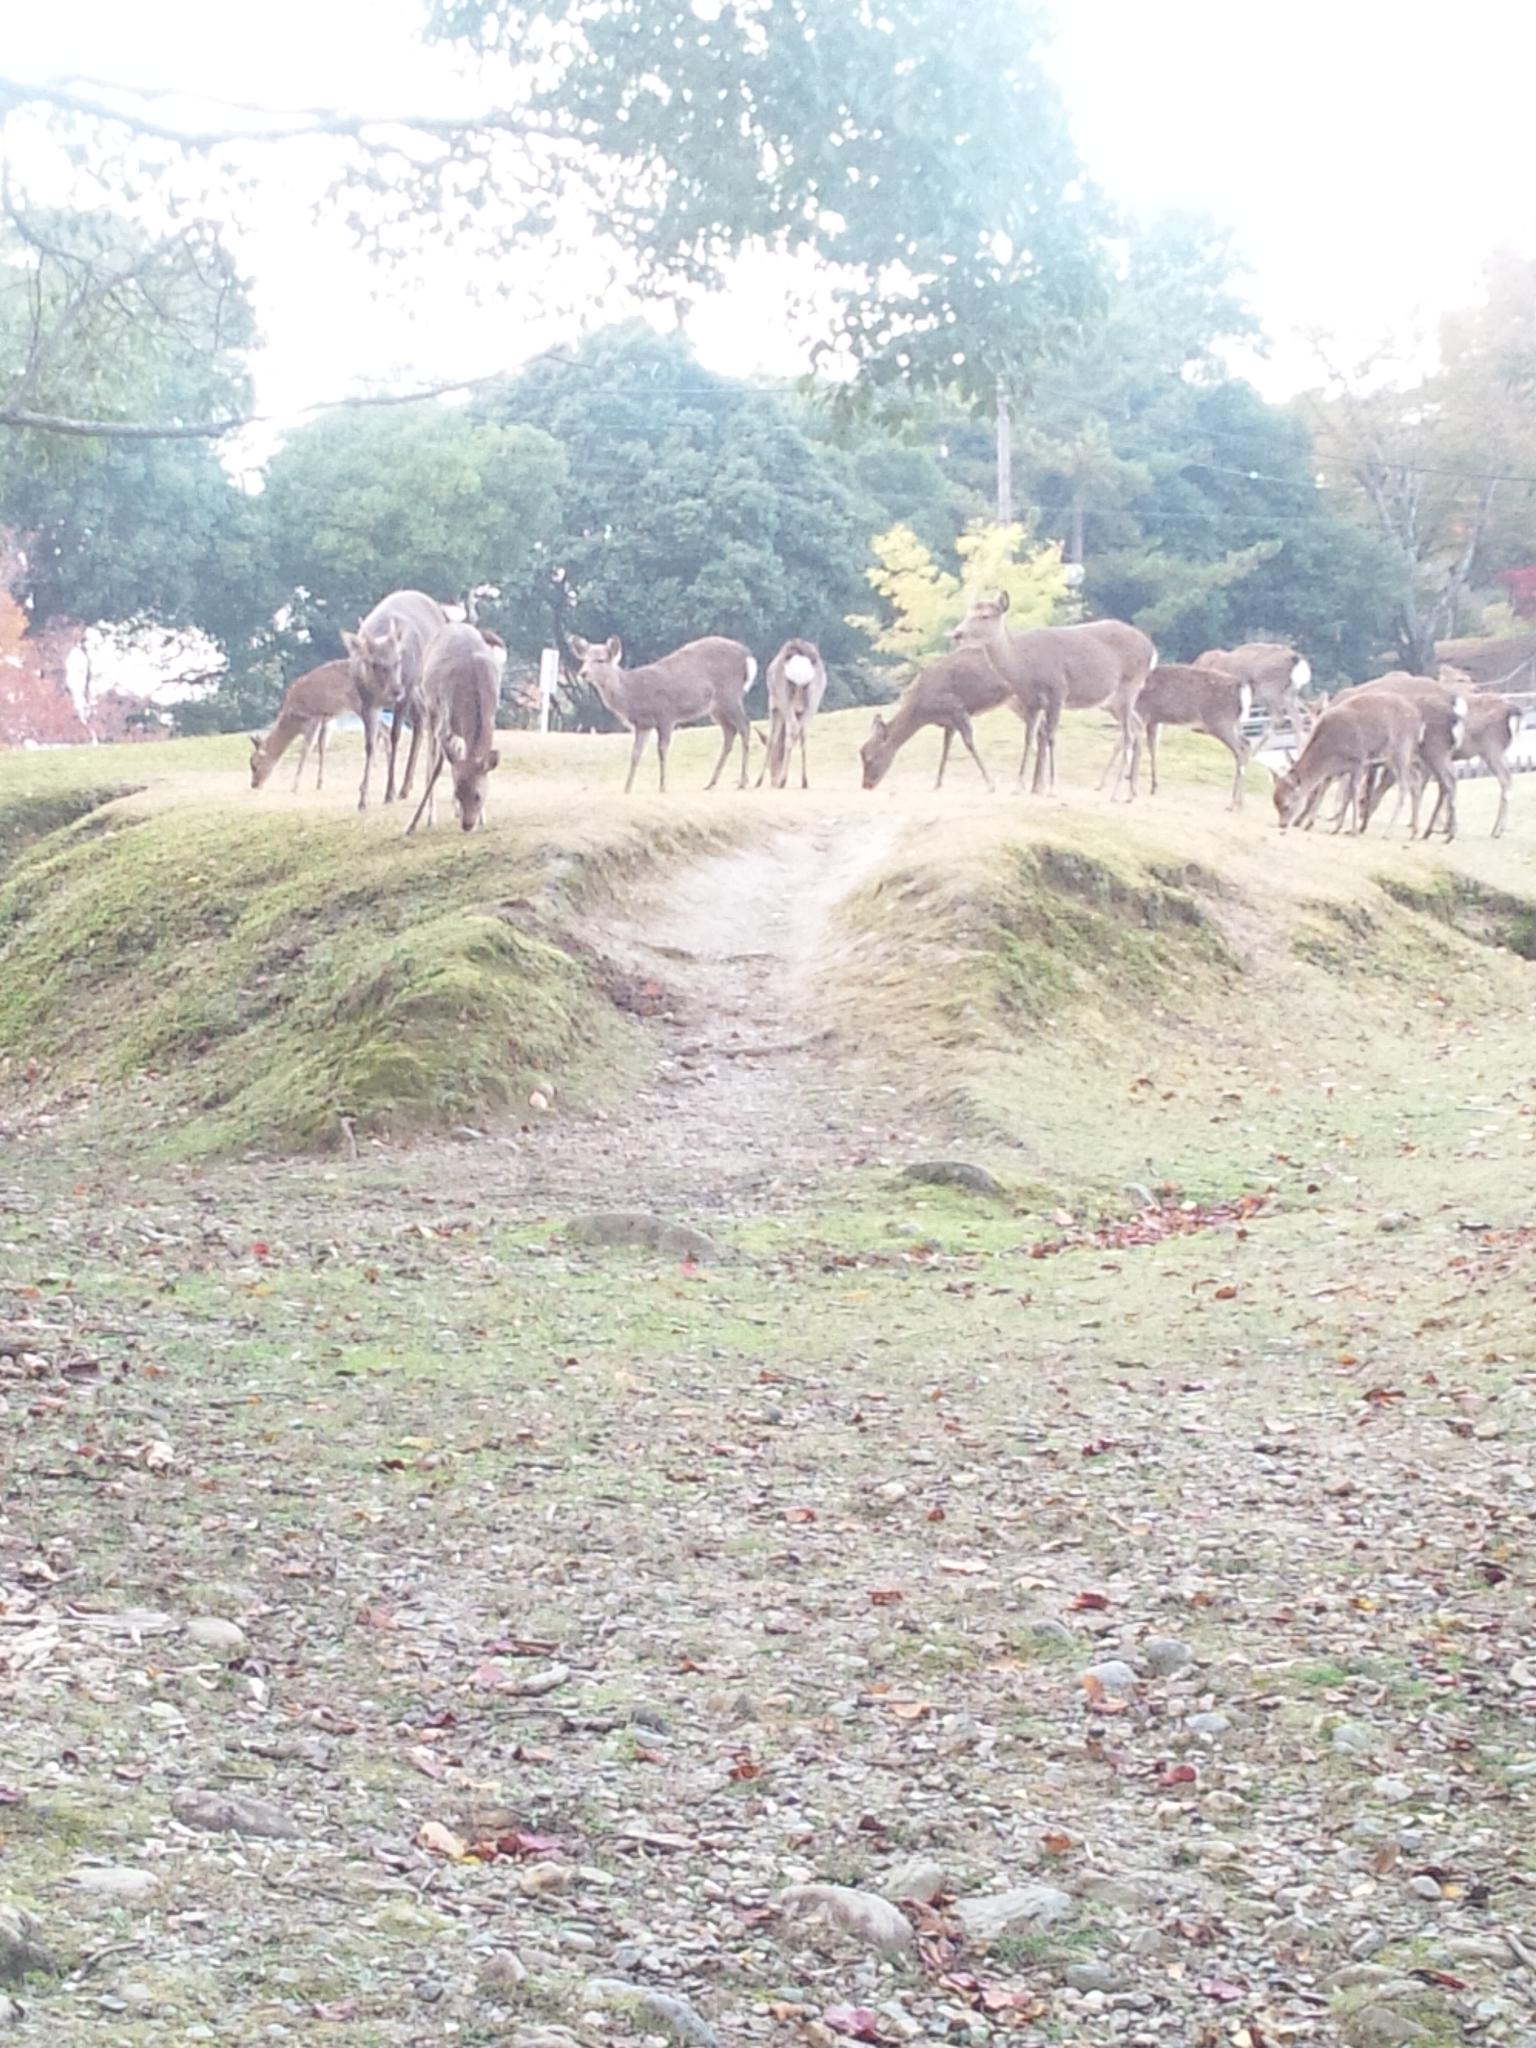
[1143,1637,1194,1676]
[171,1789,300,1839]
[879,1857,949,1905]
[564,1213,721,1262]
[0,1906,54,1985]
[184,1618,246,1656]
[70,1866,158,1903]
[899,1161,1006,1197]
[953,1885,1074,1941]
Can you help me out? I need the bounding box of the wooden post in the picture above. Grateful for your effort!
[538,647,558,734]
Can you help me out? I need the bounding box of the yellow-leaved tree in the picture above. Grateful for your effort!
[850,520,1074,665]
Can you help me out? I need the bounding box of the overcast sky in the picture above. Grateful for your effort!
[9,0,1536,421]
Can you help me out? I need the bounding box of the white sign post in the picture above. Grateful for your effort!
[538,647,559,734]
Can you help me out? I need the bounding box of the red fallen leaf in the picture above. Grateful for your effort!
[311,1999,358,2022]
[1160,1763,1198,1786]
[1040,1829,1074,1855]
[1199,1978,1246,2002]
[1415,1969,1470,1991]
[0,1785,27,1804]
[867,1588,904,1606]
[1363,1386,1405,1404]
[926,1505,946,1522]
[1213,1284,1238,1300]
[727,1752,763,1781]
[252,1241,270,1259]
[1069,1590,1110,1610]
[823,2005,891,2043]
[496,1829,564,1857]
[784,1507,817,1524]
[1081,1438,1116,1457]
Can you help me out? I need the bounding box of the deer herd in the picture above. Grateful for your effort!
[247,583,1523,841]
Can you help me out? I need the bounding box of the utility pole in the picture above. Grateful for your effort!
[995,376,1013,526]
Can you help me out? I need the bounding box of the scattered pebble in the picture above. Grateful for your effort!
[69,1867,159,1902]
[1082,1659,1138,1697]
[170,1789,300,1838]
[951,1885,1074,1941]
[1143,1637,1193,1676]
[879,1856,949,1904]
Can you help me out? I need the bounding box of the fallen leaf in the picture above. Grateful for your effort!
[1069,1590,1110,1611]
[1199,1979,1246,2002]
[823,2006,890,2043]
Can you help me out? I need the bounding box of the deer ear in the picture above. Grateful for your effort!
[342,631,362,657]
[995,588,1011,612]
[568,635,588,658]
[871,714,888,738]
[249,733,261,751]
[487,748,500,770]
[606,636,623,661]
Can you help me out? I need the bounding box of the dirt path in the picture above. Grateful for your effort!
[508,808,910,1216]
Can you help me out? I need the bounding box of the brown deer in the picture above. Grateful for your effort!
[1425,678,1522,838]
[405,625,502,834]
[1346,672,1465,840]
[1106,664,1253,806]
[859,646,1026,791]
[569,634,759,793]
[249,661,359,792]
[1272,692,1423,833]
[758,639,828,790]
[948,590,1155,794]
[343,589,449,810]
[1195,642,1313,743]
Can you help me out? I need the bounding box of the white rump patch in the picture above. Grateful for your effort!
[784,654,817,686]
[744,655,759,692]
[1148,648,1159,671]
[1291,658,1313,690]
[1238,681,1253,722]
[1509,710,1523,742]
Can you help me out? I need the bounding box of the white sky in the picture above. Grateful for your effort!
[7,0,1536,423]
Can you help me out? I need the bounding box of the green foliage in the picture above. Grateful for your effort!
[853,520,1070,662]
[430,0,1105,407]
[258,403,568,654]
[483,325,874,684]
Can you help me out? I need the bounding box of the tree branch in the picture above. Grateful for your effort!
[0,73,553,152]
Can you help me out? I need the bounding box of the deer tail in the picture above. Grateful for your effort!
[1238,682,1253,723]
[743,654,759,694]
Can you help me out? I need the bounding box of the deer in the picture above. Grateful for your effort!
[1423,677,1523,839]
[343,589,449,810]
[1344,672,1466,840]
[568,633,759,793]
[947,590,1155,795]
[1272,691,1424,834]
[405,625,502,835]
[1103,664,1253,806]
[249,661,359,793]
[859,642,1030,791]
[1195,642,1313,746]
[757,639,828,791]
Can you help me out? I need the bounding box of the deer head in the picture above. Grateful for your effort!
[571,634,624,705]
[343,619,406,703]
[445,733,500,831]
[860,712,895,789]
[248,732,274,789]
[948,587,1010,647]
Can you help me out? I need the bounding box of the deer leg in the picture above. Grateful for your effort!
[1120,710,1144,801]
[956,712,995,791]
[735,710,753,789]
[358,703,378,811]
[398,697,426,803]
[383,704,404,804]
[1146,720,1163,799]
[755,711,778,789]
[798,722,810,790]
[1227,730,1250,808]
[656,724,675,793]
[623,725,650,795]
[1490,758,1512,837]
[405,745,446,835]
[315,719,328,792]
[703,714,739,791]
[1032,702,1060,794]
[291,723,314,792]
[1099,734,1125,793]
[934,727,955,789]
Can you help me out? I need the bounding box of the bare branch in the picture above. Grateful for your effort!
[0,73,553,153]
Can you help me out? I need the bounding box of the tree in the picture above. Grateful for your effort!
[852,520,1071,665]
[258,403,568,656]
[482,325,874,693]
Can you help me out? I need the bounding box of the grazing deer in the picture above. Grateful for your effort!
[948,590,1155,795]
[343,589,449,810]
[1195,642,1313,744]
[1272,692,1423,833]
[405,624,502,834]
[1105,664,1252,806]
[859,644,1028,791]
[249,661,359,793]
[1347,672,1465,840]
[568,634,758,793]
[1423,680,1522,839]
[758,639,828,791]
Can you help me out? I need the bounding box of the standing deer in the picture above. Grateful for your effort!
[1103,665,1253,805]
[758,639,828,790]
[343,589,449,810]
[249,661,359,793]
[405,624,502,834]
[948,590,1155,795]
[1272,692,1423,833]
[1195,642,1313,744]
[1346,672,1465,840]
[859,646,1024,790]
[568,634,758,793]
[1434,689,1522,838]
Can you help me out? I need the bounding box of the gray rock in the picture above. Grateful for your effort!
[0,1906,55,1985]
[1438,1934,1515,1966]
[1025,1619,1075,1646]
[184,1617,246,1655]
[1377,1212,1411,1234]
[564,1213,722,1262]
[584,1980,720,2048]
[952,1885,1074,1941]
[69,1866,158,1902]
[1332,1721,1383,1758]
[1082,1660,1138,1698]
[879,1857,949,1905]
[476,1952,529,1997]
[170,1788,300,1839]
[1143,1637,1193,1676]
[1506,1760,1536,1783]
[1408,1875,1442,1901]
[1185,1711,1232,1739]
[1063,1963,1128,1993]
[900,1161,1005,1197]
[1341,2008,1432,2048]
[1372,1776,1413,1804]
[506,2031,583,2048]
[0,1994,23,2026]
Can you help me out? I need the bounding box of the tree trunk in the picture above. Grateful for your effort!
[1068,488,1086,566]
